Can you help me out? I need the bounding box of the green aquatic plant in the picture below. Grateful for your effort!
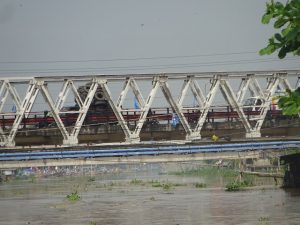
[195,182,207,188]
[162,183,173,192]
[149,180,163,187]
[88,177,95,182]
[29,174,36,183]
[130,178,143,185]
[171,167,238,178]
[258,216,270,225]
[150,196,155,201]
[66,190,81,201]
[225,180,253,191]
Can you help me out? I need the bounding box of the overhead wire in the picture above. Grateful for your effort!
[0,50,260,64]
[0,57,298,75]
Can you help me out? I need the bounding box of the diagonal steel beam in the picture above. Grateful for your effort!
[130,78,145,108]
[5,82,22,110]
[0,81,9,113]
[159,76,193,138]
[69,80,83,109]
[55,80,70,110]
[190,78,205,108]
[194,76,220,134]
[236,77,251,103]
[133,77,159,137]
[219,76,253,135]
[116,77,131,109]
[253,74,280,132]
[98,79,133,142]
[6,79,40,146]
[249,75,265,98]
[39,80,70,141]
[177,77,192,108]
[70,80,99,141]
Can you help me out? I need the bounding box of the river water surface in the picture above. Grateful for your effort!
[0,163,300,225]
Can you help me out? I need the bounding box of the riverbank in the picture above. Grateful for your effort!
[1,162,295,225]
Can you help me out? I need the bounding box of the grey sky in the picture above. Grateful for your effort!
[0,0,299,77]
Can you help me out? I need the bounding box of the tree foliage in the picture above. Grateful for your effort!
[277,87,300,115]
[260,1,300,115]
[260,0,300,59]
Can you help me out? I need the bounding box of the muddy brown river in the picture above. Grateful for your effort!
[0,162,300,225]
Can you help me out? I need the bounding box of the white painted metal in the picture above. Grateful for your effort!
[38,80,70,142]
[194,76,220,136]
[132,77,159,138]
[98,79,134,142]
[252,73,280,133]
[0,70,299,147]
[189,78,206,108]
[69,80,99,144]
[5,80,39,146]
[159,76,195,140]
[219,76,254,136]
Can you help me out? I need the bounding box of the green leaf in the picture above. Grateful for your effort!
[285,28,299,41]
[260,43,277,55]
[278,47,287,58]
[282,26,291,36]
[274,33,283,41]
[274,17,288,28]
[262,13,273,24]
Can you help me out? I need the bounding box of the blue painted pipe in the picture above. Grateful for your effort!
[1,140,300,161]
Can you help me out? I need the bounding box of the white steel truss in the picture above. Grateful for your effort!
[0,70,299,147]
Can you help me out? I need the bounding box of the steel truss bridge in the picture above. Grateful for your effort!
[0,70,299,147]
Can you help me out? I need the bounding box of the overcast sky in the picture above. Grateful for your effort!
[0,0,299,77]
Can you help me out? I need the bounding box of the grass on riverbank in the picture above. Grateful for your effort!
[170,166,238,177]
[225,180,253,191]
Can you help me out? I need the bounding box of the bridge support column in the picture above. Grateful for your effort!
[245,131,261,138]
[62,136,78,146]
[1,140,15,147]
[186,132,201,142]
[125,136,140,144]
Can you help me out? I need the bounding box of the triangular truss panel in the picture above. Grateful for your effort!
[0,70,298,147]
[97,77,160,143]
